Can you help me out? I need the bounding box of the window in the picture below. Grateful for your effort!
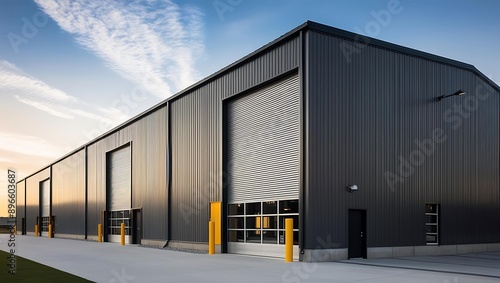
[426,204,439,245]
[41,217,50,232]
[228,199,299,245]
[108,210,131,236]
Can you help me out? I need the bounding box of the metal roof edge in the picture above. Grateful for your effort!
[305,21,500,93]
[17,20,499,183]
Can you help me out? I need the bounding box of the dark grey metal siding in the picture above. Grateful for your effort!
[25,168,50,233]
[16,180,25,231]
[227,74,300,203]
[87,106,168,241]
[170,36,300,242]
[52,149,86,236]
[107,145,131,211]
[304,30,500,249]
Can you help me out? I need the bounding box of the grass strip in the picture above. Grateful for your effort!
[0,250,93,282]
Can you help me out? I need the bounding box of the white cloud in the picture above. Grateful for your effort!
[0,60,76,102]
[35,0,204,98]
[15,95,75,119]
[1,61,129,125]
[0,156,13,163]
[0,132,65,159]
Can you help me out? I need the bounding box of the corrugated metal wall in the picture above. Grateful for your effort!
[16,180,25,232]
[170,36,300,242]
[87,106,168,241]
[52,149,86,236]
[25,168,50,233]
[305,30,500,249]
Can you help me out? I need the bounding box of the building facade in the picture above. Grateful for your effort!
[16,21,500,261]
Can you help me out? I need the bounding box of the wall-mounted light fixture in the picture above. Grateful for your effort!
[437,90,465,101]
[347,185,358,193]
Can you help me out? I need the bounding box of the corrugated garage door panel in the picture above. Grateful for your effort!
[227,74,300,203]
[108,146,131,211]
[40,179,50,217]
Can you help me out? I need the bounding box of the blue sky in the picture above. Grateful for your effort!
[0,0,499,216]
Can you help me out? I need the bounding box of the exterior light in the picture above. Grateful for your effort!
[347,185,358,193]
[437,90,465,101]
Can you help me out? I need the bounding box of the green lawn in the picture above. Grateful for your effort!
[0,250,93,282]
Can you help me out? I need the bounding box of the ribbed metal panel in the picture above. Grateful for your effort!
[16,180,25,231]
[25,168,50,233]
[227,74,300,203]
[40,179,50,217]
[107,146,131,211]
[87,106,168,241]
[52,149,86,236]
[304,30,500,250]
[169,36,300,242]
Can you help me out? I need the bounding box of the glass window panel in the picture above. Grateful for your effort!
[228,203,245,215]
[279,200,298,214]
[228,217,244,229]
[228,230,244,242]
[262,216,277,229]
[246,230,261,243]
[426,234,437,243]
[279,215,299,229]
[246,202,261,215]
[262,230,278,244]
[426,215,437,223]
[426,204,437,213]
[263,201,277,214]
[246,216,261,229]
[426,225,437,233]
[278,231,299,245]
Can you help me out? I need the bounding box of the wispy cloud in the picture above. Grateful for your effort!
[35,0,204,98]
[0,60,76,102]
[0,60,129,123]
[0,131,65,159]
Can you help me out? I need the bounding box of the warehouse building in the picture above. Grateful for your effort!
[16,21,500,261]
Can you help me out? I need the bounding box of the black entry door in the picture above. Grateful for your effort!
[348,209,366,259]
[132,209,142,244]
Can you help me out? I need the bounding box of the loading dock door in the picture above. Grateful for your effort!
[40,179,50,237]
[107,145,132,243]
[226,74,300,257]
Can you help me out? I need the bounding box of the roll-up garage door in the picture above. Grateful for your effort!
[227,74,300,203]
[40,179,50,217]
[108,146,131,211]
[40,179,50,236]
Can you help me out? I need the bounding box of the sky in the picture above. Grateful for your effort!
[0,0,499,217]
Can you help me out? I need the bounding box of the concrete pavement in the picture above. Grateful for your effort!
[1,235,499,282]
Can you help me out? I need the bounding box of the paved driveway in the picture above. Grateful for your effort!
[1,235,499,282]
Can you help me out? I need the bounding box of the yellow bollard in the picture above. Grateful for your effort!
[209,221,215,255]
[48,224,52,238]
[120,222,125,246]
[35,224,38,237]
[98,224,102,243]
[285,218,293,262]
